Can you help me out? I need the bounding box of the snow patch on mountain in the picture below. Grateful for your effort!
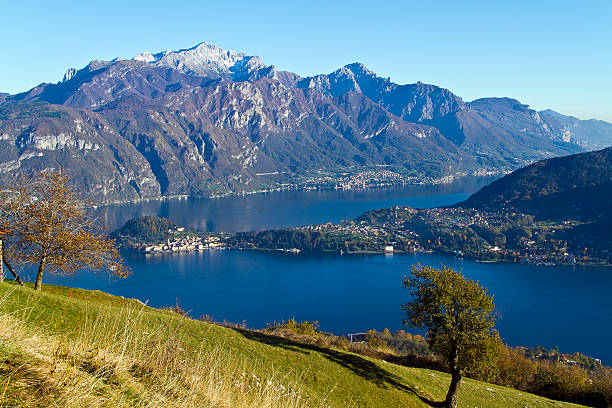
[133,42,267,80]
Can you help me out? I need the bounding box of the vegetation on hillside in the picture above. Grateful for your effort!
[262,317,612,407]
[226,147,612,265]
[1,281,603,408]
[110,215,178,248]
[458,146,612,223]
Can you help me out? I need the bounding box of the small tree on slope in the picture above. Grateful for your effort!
[0,170,129,291]
[402,264,498,408]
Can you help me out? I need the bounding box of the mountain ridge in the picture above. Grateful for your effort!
[1,41,612,204]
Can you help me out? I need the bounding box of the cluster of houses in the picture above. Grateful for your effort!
[143,234,224,253]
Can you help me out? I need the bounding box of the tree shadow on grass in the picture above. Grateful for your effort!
[232,328,444,407]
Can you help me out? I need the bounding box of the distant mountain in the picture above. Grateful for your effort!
[539,109,612,150]
[458,147,612,222]
[2,42,612,203]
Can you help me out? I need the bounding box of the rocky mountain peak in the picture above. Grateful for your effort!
[132,42,267,80]
[59,60,113,85]
[62,68,77,82]
[328,62,383,84]
[470,97,525,109]
[343,62,379,79]
[295,63,384,97]
[86,59,114,72]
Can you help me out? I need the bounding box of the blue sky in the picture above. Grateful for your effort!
[2,0,611,121]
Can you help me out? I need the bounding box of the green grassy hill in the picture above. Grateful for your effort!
[0,281,586,408]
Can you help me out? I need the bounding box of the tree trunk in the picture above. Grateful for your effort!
[0,239,3,283]
[444,338,461,408]
[444,370,462,408]
[1,244,24,286]
[34,256,46,291]
[3,259,24,286]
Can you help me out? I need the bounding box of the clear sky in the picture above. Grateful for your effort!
[2,0,611,121]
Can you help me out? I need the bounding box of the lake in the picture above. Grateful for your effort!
[94,176,493,232]
[36,177,611,363]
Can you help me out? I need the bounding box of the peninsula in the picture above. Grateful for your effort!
[113,147,612,266]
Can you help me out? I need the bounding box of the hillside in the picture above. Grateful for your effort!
[110,215,178,248]
[458,147,612,222]
[1,42,612,204]
[0,281,589,408]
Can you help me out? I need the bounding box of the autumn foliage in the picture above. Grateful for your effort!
[0,170,128,290]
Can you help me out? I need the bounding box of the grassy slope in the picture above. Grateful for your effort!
[0,281,585,408]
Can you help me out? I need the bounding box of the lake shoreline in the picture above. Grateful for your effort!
[95,174,502,209]
[127,243,612,267]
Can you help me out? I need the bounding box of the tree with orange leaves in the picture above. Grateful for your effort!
[0,170,129,291]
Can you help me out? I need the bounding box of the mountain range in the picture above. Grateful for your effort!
[1,42,612,204]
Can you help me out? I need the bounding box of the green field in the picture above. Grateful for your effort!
[0,281,585,408]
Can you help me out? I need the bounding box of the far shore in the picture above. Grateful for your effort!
[128,244,611,267]
[94,173,503,209]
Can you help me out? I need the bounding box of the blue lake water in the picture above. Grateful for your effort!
[93,176,493,232]
[34,177,611,363]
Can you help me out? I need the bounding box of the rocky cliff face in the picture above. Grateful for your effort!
[0,103,160,203]
[2,42,611,203]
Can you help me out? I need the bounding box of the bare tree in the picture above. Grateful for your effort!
[0,170,128,291]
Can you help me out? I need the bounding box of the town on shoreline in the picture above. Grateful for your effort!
[142,229,225,254]
[115,207,611,266]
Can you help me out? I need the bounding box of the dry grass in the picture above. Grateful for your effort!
[0,286,318,408]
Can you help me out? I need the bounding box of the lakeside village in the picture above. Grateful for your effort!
[333,207,610,265]
[127,206,610,266]
[201,166,509,199]
[290,167,504,192]
[227,206,612,266]
[141,228,225,254]
[119,166,511,204]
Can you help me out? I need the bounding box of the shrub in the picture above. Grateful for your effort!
[365,329,388,351]
[265,318,322,339]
